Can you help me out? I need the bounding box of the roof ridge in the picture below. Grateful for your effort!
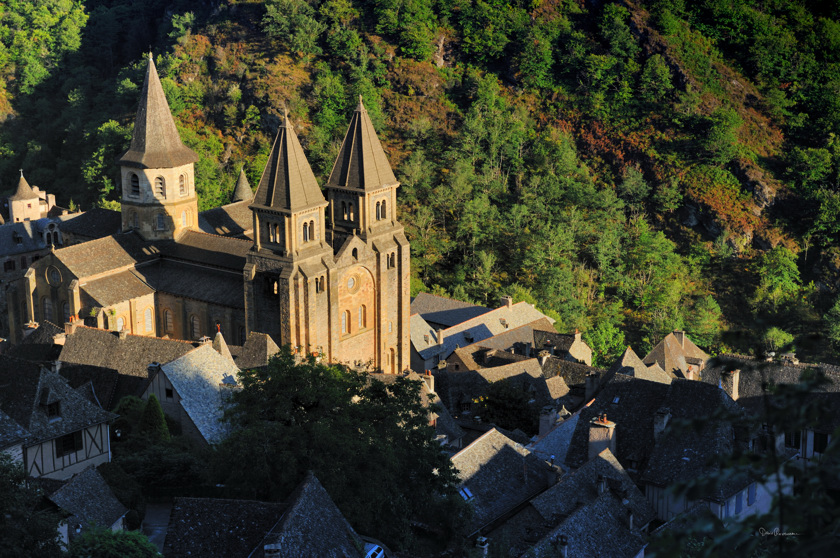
[178,228,254,244]
[73,325,198,345]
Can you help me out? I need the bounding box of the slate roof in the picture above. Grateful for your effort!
[530,414,579,467]
[410,292,491,329]
[6,321,64,363]
[52,232,156,279]
[212,330,235,364]
[198,200,253,238]
[452,428,555,533]
[80,270,156,309]
[58,364,148,411]
[609,346,673,384]
[47,467,127,529]
[132,259,245,309]
[119,55,198,169]
[258,472,362,557]
[158,229,252,271]
[456,318,557,358]
[252,111,326,214]
[534,330,578,353]
[701,354,840,430]
[235,332,281,370]
[58,326,196,378]
[9,173,39,201]
[0,408,29,449]
[159,345,239,444]
[327,98,398,192]
[541,356,607,396]
[643,331,708,378]
[412,302,554,364]
[0,220,51,256]
[164,498,287,558]
[0,356,116,446]
[450,346,531,371]
[232,167,253,202]
[59,208,121,240]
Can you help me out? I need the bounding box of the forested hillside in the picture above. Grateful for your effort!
[2,0,840,362]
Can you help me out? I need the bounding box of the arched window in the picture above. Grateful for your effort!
[352,248,358,260]
[349,202,355,221]
[310,220,316,240]
[179,174,187,196]
[376,201,381,220]
[381,200,387,219]
[62,302,69,323]
[156,214,165,230]
[190,315,200,339]
[155,176,165,197]
[390,348,396,374]
[181,211,187,227]
[164,310,174,333]
[390,253,396,268]
[144,308,153,332]
[42,298,52,322]
[303,222,309,242]
[130,173,140,196]
[342,310,350,334]
[116,317,125,332]
[319,276,325,292]
[342,202,347,220]
[359,305,366,329]
[46,232,52,245]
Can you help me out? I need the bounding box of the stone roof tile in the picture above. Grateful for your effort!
[410,292,491,328]
[48,467,127,529]
[198,200,253,239]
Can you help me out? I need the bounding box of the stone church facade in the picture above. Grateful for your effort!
[6,55,410,372]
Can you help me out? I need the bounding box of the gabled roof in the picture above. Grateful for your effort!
[609,346,673,384]
[542,357,605,388]
[164,498,287,557]
[259,472,362,557]
[212,330,235,365]
[534,330,579,353]
[530,414,579,467]
[58,208,121,240]
[9,172,39,201]
[235,332,281,370]
[58,364,148,411]
[80,270,156,309]
[52,232,156,279]
[0,408,29,449]
[410,292,491,329]
[58,326,195,378]
[459,318,556,356]
[131,259,245,309]
[327,97,398,192]
[452,428,554,532]
[450,346,531,371]
[0,219,54,256]
[0,356,116,446]
[118,55,198,169]
[47,467,127,529]
[158,229,252,271]
[251,110,326,214]
[159,345,239,444]
[232,167,253,202]
[6,321,64,363]
[198,199,253,238]
[643,331,708,378]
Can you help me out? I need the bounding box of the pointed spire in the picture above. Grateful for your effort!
[232,167,253,202]
[119,54,198,169]
[327,97,397,191]
[251,109,326,213]
[9,171,39,201]
[212,327,235,365]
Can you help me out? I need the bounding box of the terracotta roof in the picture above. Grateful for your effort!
[164,498,287,557]
[258,472,362,557]
[159,345,239,444]
[251,111,326,214]
[452,428,554,533]
[643,331,708,378]
[9,172,39,201]
[80,270,156,308]
[232,167,253,202]
[52,232,156,279]
[410,292,491,328]
[58,326,196,378]
[47,466,127,529]
[235,332,281,370]
[198,200,253,238]
[609,347,673,384]
[327,98,398,192]
[0,356,116,446]
[158,229,252,270]
[118,55,198,169]
[59,208,121,240]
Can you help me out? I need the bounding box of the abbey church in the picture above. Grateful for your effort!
[6,55,410,373]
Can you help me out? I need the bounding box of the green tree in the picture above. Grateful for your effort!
[825,298,840,348]
[639,53,674,104]
[0,453,63,557]
[617,166,650,213]
[459,0,528,63]
[752,246,801,312]
[137,394,170,443]
[702,106,743,165]
[215,348,462,549]
[685,295,723,349]
[585,319,627,368]
[763,327,794,353]
[67,526,160,558]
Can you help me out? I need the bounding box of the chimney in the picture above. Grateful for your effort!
[424,369,435,392]
[500,295,513,309]
[588,414,617,461]
[436,328,444,347]
[539,405,558,437]
[475,536,489,557]
[118,328,127,339]
[722,369,740,401]
[674,330,685,348]
[584,371,599,402]
[574,328,581,342]
[596,474,607,495]
[147,362,161,379]
[64,316,78,335]
[654,407,671,442]
[198,335,211,345]
[555,534,568,558]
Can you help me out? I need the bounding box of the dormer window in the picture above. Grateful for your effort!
[46,401,60,419]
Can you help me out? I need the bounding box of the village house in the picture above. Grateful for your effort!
[610,346,673,384]
[0,355,116,479]
[643,331,708,379]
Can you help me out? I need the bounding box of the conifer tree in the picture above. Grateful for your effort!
[138,394,170,442]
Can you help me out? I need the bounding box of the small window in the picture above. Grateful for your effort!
[42,298,52,321]
[319,277,325,292]
[179,174,187,196]
[303,222,310,242]
[458,487,474,501]
[389,321,392,333]
[342,201,348,220]
[190,315,201,339]
[144,308,153,332]
[785,430,801,451]
[747,483,756,506]
[130,173,140,196]
[3,260,14,272]
[735,491,743,514]
[359,305,366,328]
[46,402,60,419]
[814,432,829,454]
[164,310,174,333]
[612,396,620,404]
[349,202,355,221]
[165,388,174,399]
[352,248,358,260]
[381,200,387,219]
[55,431,83,457]
[155,176,165,197]
[27,203,31,209]
[310,220,316,240]
[62,302,70,323]
[342,310,350,334]
[376,201,381,220]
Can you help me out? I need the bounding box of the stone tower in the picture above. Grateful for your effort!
[119,54,199,240]
[7,172,41,223]
[244,109,333,353]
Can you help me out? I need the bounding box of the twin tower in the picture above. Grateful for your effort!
[119,55,409,372]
